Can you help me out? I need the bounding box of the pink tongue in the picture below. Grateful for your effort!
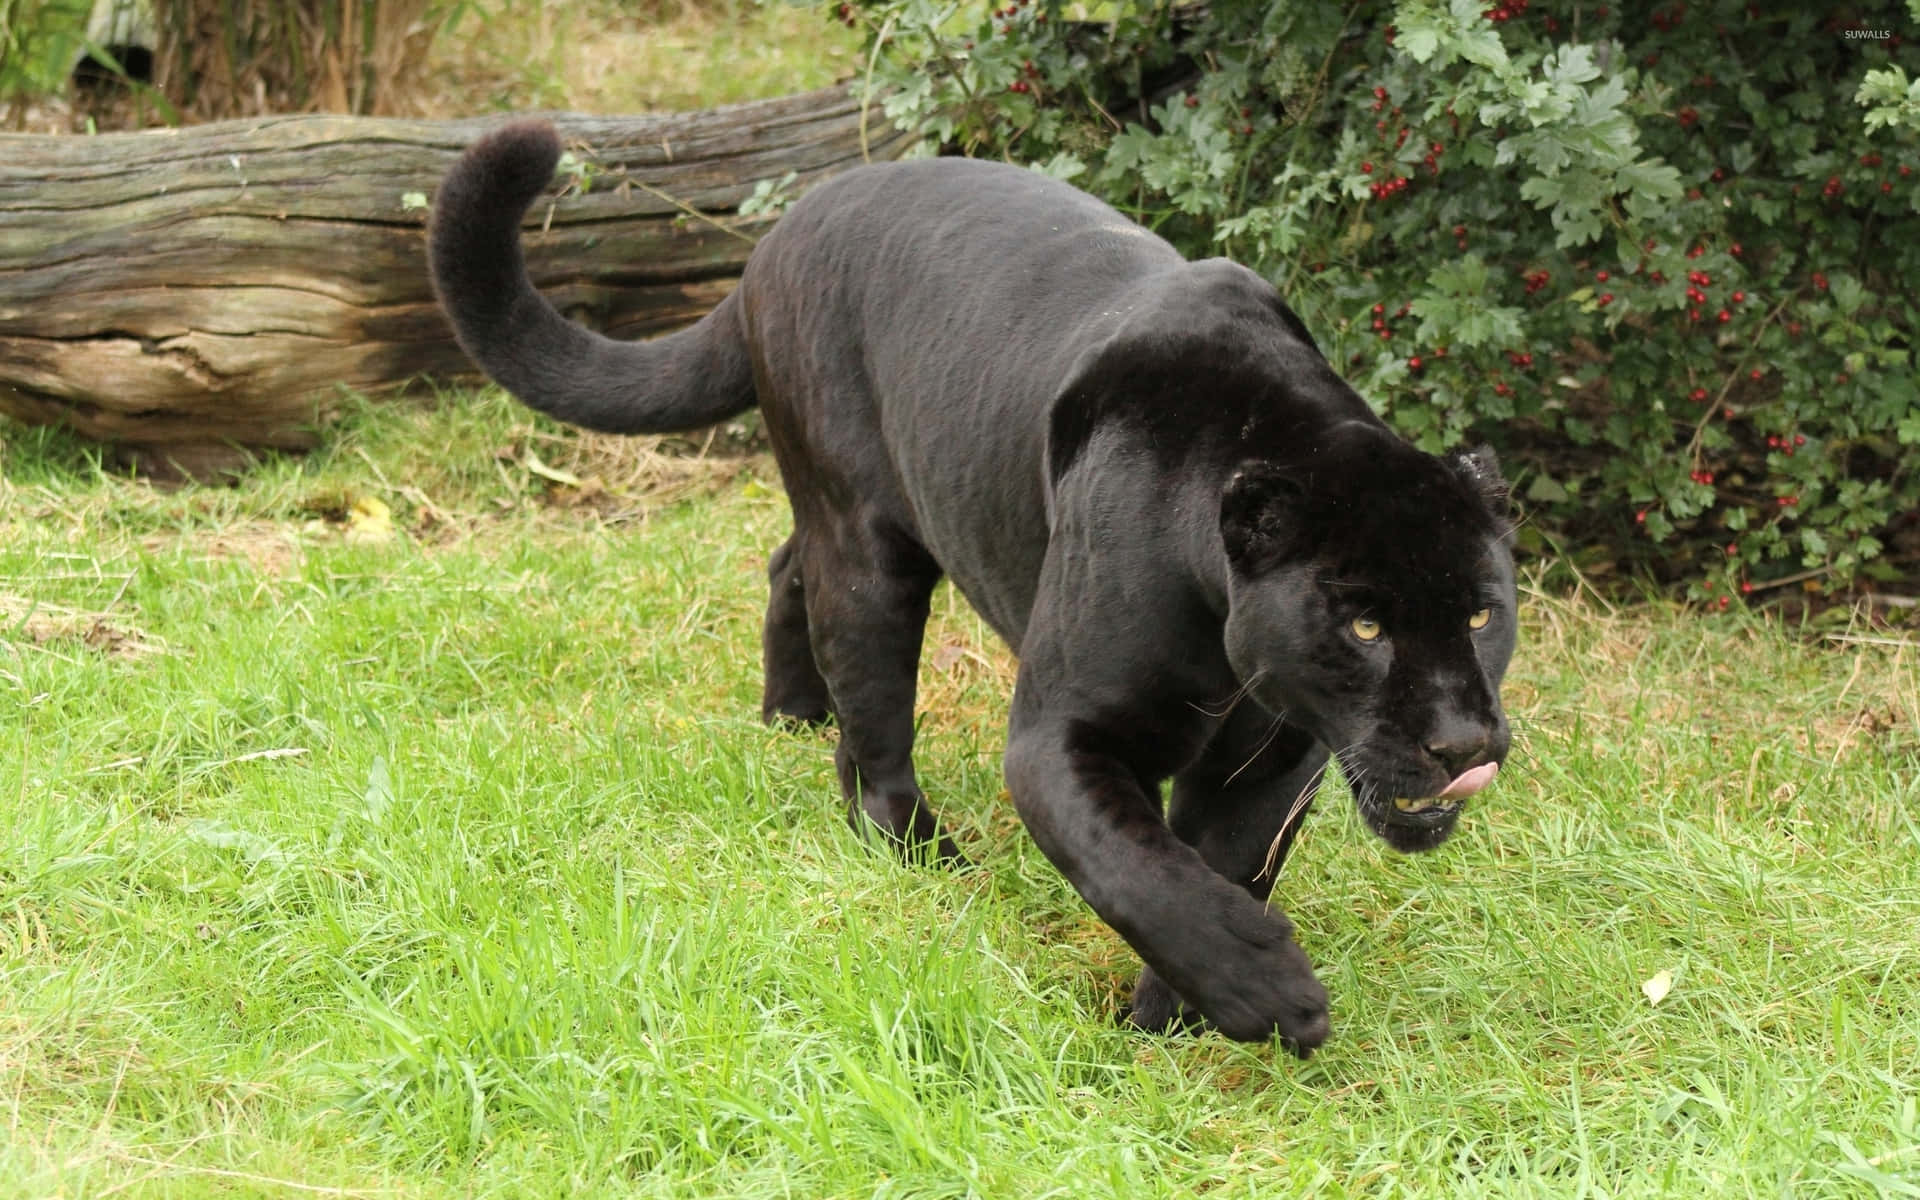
[1438,761,1498,801]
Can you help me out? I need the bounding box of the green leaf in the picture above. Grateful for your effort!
[1828,272,1868,316]
[1401,26,1441,64]
[1526,474,1570,503]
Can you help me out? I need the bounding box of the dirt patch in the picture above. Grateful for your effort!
[0,595,169,661]
[523,429,765,504]
[149,524,307,577]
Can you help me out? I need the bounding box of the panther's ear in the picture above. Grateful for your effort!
[1446,444,1510,517]
[1220,463,1305,574]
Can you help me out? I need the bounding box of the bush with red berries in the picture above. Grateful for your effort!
[854,0,1919,602]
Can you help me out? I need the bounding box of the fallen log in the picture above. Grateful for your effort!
[0,84,913,476]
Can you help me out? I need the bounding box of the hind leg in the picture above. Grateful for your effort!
[761,537,833,726]
[1128,708,1328,1033]
[801,522,962,864]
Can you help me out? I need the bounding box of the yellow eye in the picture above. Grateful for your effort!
[1469,608,1491,630]
[1351,617,1382,642]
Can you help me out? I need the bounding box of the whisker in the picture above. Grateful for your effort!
[1189,669,1265,720]
[1258,766,1325,891]
[1223,708,1288,787]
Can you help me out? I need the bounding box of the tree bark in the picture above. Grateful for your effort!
[0,84,913,476]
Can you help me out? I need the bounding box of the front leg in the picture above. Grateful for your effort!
[1003,688,1331,1053]
[1131,705,1330,1034]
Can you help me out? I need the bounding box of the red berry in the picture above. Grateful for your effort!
[1730,243,1743,257]
[1750,368,1762,380]
[1373,303,1385,315]
[1813,272,1829,290]
[1408,355,1424,370]
[1795,434,1806,445]
[1726,543,1738,555]
[1740,582,1753,595]
[1690,387,1709,402]
[1596,270,1610,282]
[1598,293,1613,306]
[1717,309,1731,322]
[1731,291,1745,303]
[1635,509,1648,524]
[1362,161,1374,174]
[1185,95,1199,108]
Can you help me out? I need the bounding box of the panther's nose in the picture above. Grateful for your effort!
[1424,727,1491,774]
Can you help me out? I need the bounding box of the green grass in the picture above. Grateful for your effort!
[2,393,1918,1198]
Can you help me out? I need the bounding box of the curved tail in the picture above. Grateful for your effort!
[428,121,756,434]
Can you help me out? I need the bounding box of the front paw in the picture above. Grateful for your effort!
[1170,906,1331,1055]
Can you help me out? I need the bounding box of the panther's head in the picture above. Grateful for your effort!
[1217,420,1516,852]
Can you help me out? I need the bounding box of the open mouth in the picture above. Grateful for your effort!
[1354,760,1500,851]
[1391,761,1498,816]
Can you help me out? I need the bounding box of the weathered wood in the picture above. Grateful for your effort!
[0,84,914,475]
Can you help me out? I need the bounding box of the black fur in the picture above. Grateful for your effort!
[430,122,1518,1054]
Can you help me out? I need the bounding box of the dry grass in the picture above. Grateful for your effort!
[24,0,859,132]
[149,0,440,118]
[416,0,861,117]
[1515,575,1920,764]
